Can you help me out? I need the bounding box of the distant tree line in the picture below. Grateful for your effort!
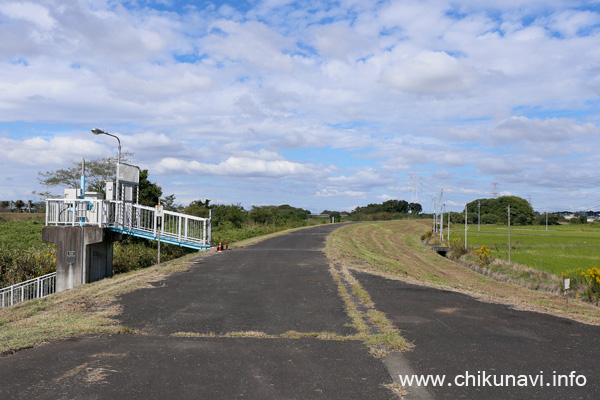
[177,201,312,229]
[348,199,423,221]
[445,196,563,226]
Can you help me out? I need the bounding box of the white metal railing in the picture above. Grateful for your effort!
[45,199,116,227]
[45,199,211,249]
[0,272,57,308]
[116,203,211,248]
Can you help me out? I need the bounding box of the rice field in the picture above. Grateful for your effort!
[449,224,600,276]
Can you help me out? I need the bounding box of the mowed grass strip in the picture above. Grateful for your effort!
[450,224,600,275]
[326,220,600,326]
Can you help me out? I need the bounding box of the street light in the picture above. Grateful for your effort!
[91,128,121,201]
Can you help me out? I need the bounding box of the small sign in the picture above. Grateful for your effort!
[564,278,570,290]
[156,205,164,217]
[66,250,76,264]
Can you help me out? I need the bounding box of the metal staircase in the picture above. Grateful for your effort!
[45,199,211,250]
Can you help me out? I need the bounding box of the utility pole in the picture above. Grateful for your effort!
[440,203,444,240]
[439,189,444,239]
[464,207,468,249]
[508,205,511,264]
[432,197,437,232]
[447,210,450,242]
[478,200,481,231]
[546,211,548,231]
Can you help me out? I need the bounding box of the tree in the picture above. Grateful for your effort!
[481,213,499,224]
[38,154,132,194]
[211,204,246,228]
[138,169,163,207]
[37,156,163,206]
[14,199,25,209]
[184,199,211,218]
[409,202,422,214]
[466,196,534,225]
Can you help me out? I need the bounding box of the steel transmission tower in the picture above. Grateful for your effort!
[492,182,499,198]
[410,174,419,204]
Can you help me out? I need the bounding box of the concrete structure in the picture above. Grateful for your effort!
[42,226,122,292]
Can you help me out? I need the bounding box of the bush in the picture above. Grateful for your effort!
[474,245,493,265]
[579,268,600,305]
[449,238,467,259]
[0,244,56,286]
[112,238,191,274]
[481,214,499,224]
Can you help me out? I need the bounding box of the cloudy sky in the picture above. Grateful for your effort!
[1,0,600,213]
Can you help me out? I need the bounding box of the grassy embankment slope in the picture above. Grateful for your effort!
[327,220,600,325]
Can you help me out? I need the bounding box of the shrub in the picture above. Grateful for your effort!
[449,238,467,259]
[579,267,600,305]
[474,245,493,266]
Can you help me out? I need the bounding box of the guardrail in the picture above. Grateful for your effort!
[45,199,211,250]
[0,272,57,308]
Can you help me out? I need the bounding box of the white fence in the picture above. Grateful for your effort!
[45,199,211,249]
[0,273,57,308]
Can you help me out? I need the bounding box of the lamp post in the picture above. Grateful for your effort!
[91,128,121,201]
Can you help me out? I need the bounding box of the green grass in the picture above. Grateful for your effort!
[450,224,600,275]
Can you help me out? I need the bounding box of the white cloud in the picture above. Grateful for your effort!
[491,116,599,144]
[201,19,296,71]
[441,153,465,167]
[155,155,320,179]
[0,2,56,30]
[476,157,523,175]
[548,10,600,38]
[328,168,393,189]
[309,22,372,61]
[0,136,105,166]
[315,189,366,198]
[383,51,476,95]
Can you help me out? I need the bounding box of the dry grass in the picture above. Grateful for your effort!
[326,220,600,326]
[0,212,44,222]
[0,251,204,355]
[171,330,351,340]
[329,263,413,357]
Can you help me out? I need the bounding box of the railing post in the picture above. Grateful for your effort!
[153,209,157,237]
[178,215,182,241]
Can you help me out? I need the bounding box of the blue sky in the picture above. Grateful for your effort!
[1,0,600,213]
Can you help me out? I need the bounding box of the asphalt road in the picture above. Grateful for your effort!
[0,225,394,400]
[1,223,599,399]
[355,272,600,399]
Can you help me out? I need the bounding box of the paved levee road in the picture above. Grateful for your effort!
[1,223,599,399]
